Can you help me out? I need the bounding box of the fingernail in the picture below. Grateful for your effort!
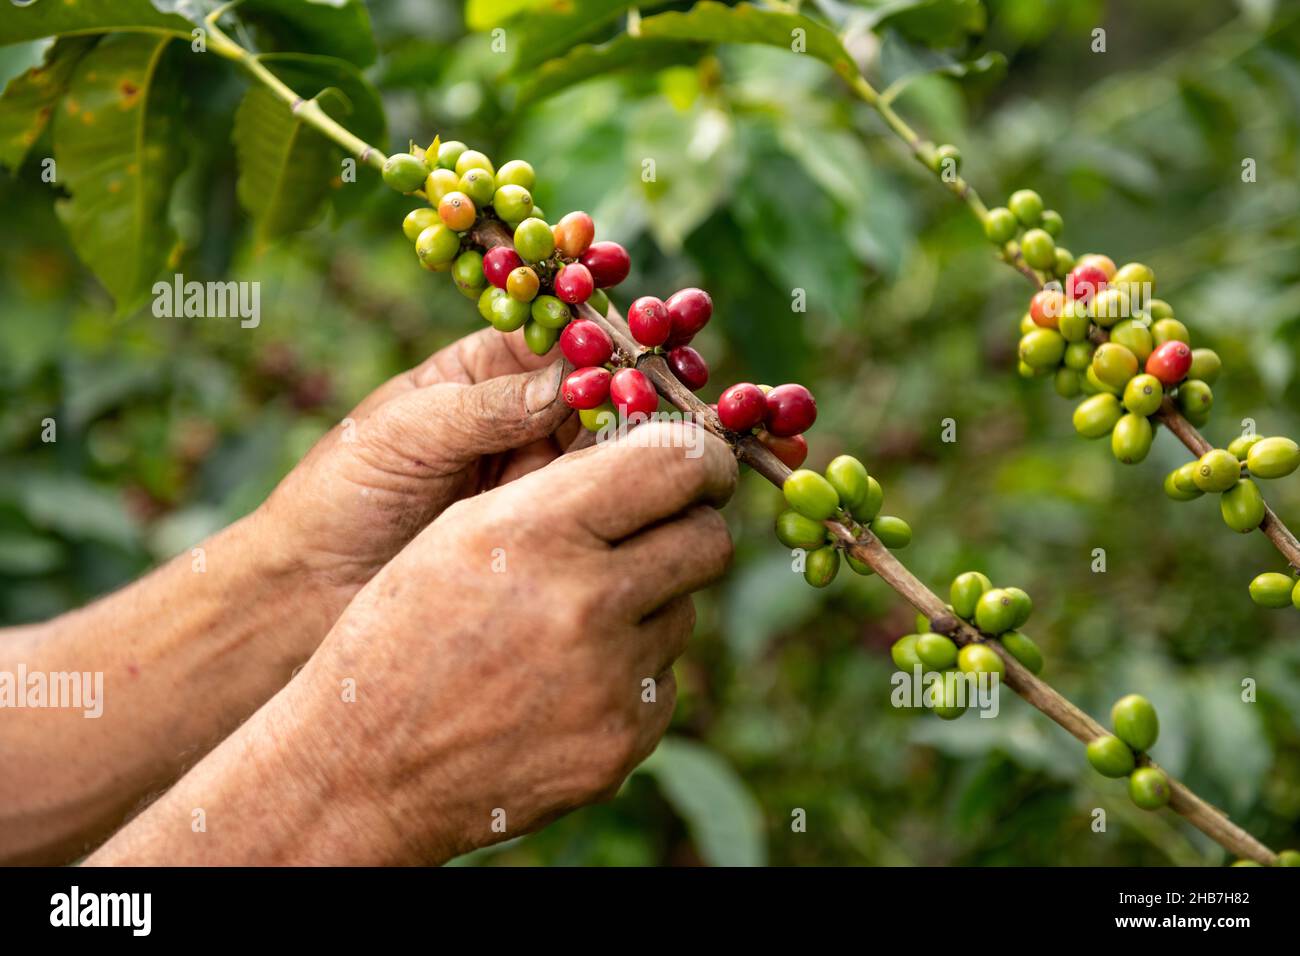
[525,361,565,414]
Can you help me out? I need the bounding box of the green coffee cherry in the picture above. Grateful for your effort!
[891,634,924,671]
[1086,735,1136,778]
[916,633,959,670]
[845,552,873,576]
[478,285,505,322]
[1020,229,1056,270]
[382,152,429,193]
[1053,247,1075,277]
[1054,367,1081,398]
[784,469,840,521]
[984,207,1018,244]
[1112,413,1154,465]
[1019,328,1066,370]
[1148,299,1174,320]
[933,143,961,173]
[824,455,871,513]
[1003,587,1032,628]
[1084,366,1120,396]
[1221,478,1264,533]
[858,476,884,522]
[1058,303,1091,344]
[1122,373,1163,417]
[974,588,1017,635]
[1019,312,1036,335]
[454,148,494,177]
[1188,348,1221,385]
[587,287,610,316]
[495,159,536,191]
[1228,433,1262,460]
[1092,342,1138,390]
[1248,572,1295,609]
[1128,767,1171,811]
[436,140,467,170]
[872,516,912,550]
[452,250,486,290]
[1193,448,1242,493]
[425,167,461,205]
[1008,189,1044,225]
[403,207,439,242]
[1073,393,1123,439]
[1063,339,1094,370]
[1018,360,1042,379]
[579,404,616,432]
[1163,464,1203,501]
[1040,209,1063,236]
[1151,317,1189,346]
[493,184,534,225]
[1000,630,1043,674]
[1294,579,1300,610]
[775,510,829,551]
[803,546,840,588]
[931,678,968,720]
[1110,318,1154,363]
[415,223,460,266]
[1231,860,1262,867]
[1278,850,1300,867]
[458,168,495,206]
[1088,288,1130,328]
[523,320,559,356]
[513,217,555,263]
[530,295,572,330]
[489,293,530,332]
[1246,436,1300,479]
[957,642,1005,676]
[914,611,932,633]
[1177,379,1213,420]
[950,571,993,620]
[1111,694,1158,752]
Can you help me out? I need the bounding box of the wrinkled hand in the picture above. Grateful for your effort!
[272,421,737,864]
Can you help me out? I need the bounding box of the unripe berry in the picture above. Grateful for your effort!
[664,288,713,346]
[1054,367,1081,398]
[454,149,494,177]
[984,207,1017,244]
[483,246,523,289]
[523,320,558,356]
[530,294,572,329]
[587,287,610,316]
[1248,572,1294,608]
[1246,436,1300,479]
[559,319,613,368]
[1020,228,1055,270]
[438,191,476,231]
[436,140,467,170]
[552,211,595,258]
[1280,850,1300,867]
[562,366,611,409]
[457,168,495,206]
[1111,694,1159,751]
[1111,412,1154,465]
[916,633,958,670]
[1091,342,1139,390]
[493,184,534,225]
[1188,348,1221,385]
[824,455,870,513]
[1164,461,1204,501]
[783,468,840,521]
[1086,735,1136,778]
[494,159,535,191]
[609,367,658,418]
[1151,318,1189,346]
[424,168,461,204]
[1110,318,1154,363]
[1066,263,1108,303]
[452,250,486,290]
[1074,396,1123,442]
[489,293,530,332]
[1008,189,1044,225]
[957,643,1005,677]
[803,546,840,588]
[1111,261,1155,305]
[1228,433,1262,460]
[580,241,631,288]
[666,346,708,391]
[931,677,968,720]
[1148,298,1175,320]
[1019,328,1066,370]
[1176,379,1212,419]
[1122,373,1163,417]
[628,296,671,347]
[403,207,438,241]
[764,383,817,437]
[974,588,1017,635]
[717,383,767,432]
[950,571,993,620]
[1040,209,1063,236]
[382,152,429,193]
[1003,587,1033,628]
[415,223,460,266]
[1085,365,1120,396]
[1088,287,1130,328]
[871,516,911,550]
[1029,289,1065,329]
[1053,247,1075,277]
[1193,448,1241,493]
[514,217,555,263]
[757,430,808,469]
[775,509,828,550]
[891,634,924,672]
[554,262,594,303]
[1063,340,1094,371]
[933,143,961,173]
[506,266,540,302]
[1221,478,1265,533]
[578,403,616,432]
[1128,767,1170,811]
[1145,340,1192,386]
[478,285,506,323]
[1000,630,1043,674]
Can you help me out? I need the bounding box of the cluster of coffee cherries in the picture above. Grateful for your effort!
[775,455,912,588]
[1163,434,1300,537]
[1085,694,1173,811]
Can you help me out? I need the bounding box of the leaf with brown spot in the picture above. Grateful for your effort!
[0,35,98,171]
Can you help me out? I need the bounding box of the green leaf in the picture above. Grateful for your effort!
[236,0,378,69]
[514,34,702,108]
[231,52,386,239]
[0,35,98,171]
[640,1,857,81]
[466,0,541,31]
[0,0,191,46]
[52,33,185,312]
[640,737,766,866]
[879,30,1005,102]
[866,0,987,48]
[506,1,670,74]
[3,473,138,549]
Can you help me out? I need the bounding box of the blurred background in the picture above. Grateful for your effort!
[3,0,1300,865]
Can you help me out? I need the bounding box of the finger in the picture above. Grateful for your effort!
[614,507,733,620]
[543,420,738,543]
[412,325,557,387]
[635,596,696,673]
[492,434,565,486]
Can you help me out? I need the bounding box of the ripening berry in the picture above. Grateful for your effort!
[764,383,817,437]
[1075,253,1117,279]
[1020,228,1056,270]
[664,288,713,347]
[494,159,535,191]
[438,191,476,231]
[425,167,461,204]
[803,546,841,588]
[1111,694,1159,752]
[757,430,808,469]
[1029,289,1065,329]
[871,516,911,550]
[974,588,1017,635]
[415,223,460,266]
[454,149,494,178]
[559,319,613,368]
[775,509,828,551]
[403,207,438,241]
[957,643,1005,677]
[1086,735,1136,778]
[562,366,612,409]
[1091,342,1139,390]
[783,469,840,521]
[1188,348,1221,385]
[1112,413,1154,465]
[1000,630,1043,673]
[554,262,595,303]
[523,320,558,356]
[1008,189,1044,225]
[824,455,870,513]
[916,633,959,670]
[1122,373,1163,417]
[1193,448,1241,493]
[950,571,993,620]
[1145,340,1192,386]
[1066,263,1108,303]
[506,266,540,303]
[628,296,672,347]
[666,346,708,391]
[1221,478,1265,533]
[483,246,523,289]
[717,383,767,432]
[514,217,555,263]
[457,168,495,206]
[1128,767,1170,811]
[552,211,595,258]
[984,207,1018,244]
[530,294,572,330]
[580,241,631,288]
[1246,436,1300,479]
[382,152,429,193]
[1248,572,1293,608]
[609,368,658,418]
[493,184,534,225]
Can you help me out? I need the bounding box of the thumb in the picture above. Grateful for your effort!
[418,359,571,460]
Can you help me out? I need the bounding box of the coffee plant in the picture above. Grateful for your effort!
[4,1,1299,866]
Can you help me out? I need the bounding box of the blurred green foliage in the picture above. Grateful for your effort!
[3,0,1300,866]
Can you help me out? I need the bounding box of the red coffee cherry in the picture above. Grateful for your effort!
[758,430,808,469]
[553,211,595,258]
[1029,289,1065,329]
[559,319,614,368]
[764,383,817,437]
[483,246,523,290]
[1146,340,1193,386]
[717,383,767,432]
[562,366,611,409]
[628,296,671,347]
[554,262,595,304]
[609,368,658,417]
[667,345,708,391]
[664,288,713,347]
[580,241,630,288]
[1066,264,1108,303]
